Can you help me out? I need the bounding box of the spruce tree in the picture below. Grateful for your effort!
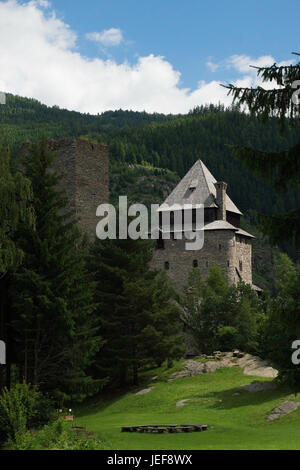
[224,53,300,245]
[0,144,34,388]
[10,141,102,402]
[0,144,34,274]
[224,54,300,390]
[89,237,183,386]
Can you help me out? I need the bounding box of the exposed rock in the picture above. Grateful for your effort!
[241,382,277,393]
[170,359,223,379]
[232,349,244,358]
[176,399,190,407]
[267,401,300,421]
[168,352,278,381]
[203,361,221,373]
[232,392,240,396]
[135,387,153,395]
[237,354,278,378]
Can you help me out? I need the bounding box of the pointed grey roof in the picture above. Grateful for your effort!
[236,228,255,238]
[204,220,238,231]
[160,160,242,215]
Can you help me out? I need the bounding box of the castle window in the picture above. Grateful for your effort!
[219,244,222,251]
[206,261,209,268]
[239,260,243,271]
[227,260,230,267]
[193,259,198,268]
[164,261,169,270]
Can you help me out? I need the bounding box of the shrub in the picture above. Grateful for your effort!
[0,382,55,444]
[7,418,108,450]
[0,382,40,440]
[216,326,239,351]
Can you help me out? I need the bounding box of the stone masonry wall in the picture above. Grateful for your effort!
[19,138,109,239]
[235,236,252,284]
[47,138,109,238]
[151,230,237,292]
[151,230,253,292]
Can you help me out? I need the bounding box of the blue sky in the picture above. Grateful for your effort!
[0,0,299,113]
[52,0,300,88]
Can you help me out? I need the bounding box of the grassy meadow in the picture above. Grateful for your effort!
[74,364,300,450]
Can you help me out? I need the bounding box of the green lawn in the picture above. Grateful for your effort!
[75,366,300,450]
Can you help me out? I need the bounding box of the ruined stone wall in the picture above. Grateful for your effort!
[151,230,237,292]
[75,140,109,238]
[19,138,109,238]
[48,138,109,238]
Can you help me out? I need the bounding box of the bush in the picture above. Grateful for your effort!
[7,418,108,450]
[0,383,40,440]
[0,382,55,443]
[216,326,239,351]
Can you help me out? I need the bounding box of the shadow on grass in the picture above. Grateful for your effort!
[200,381,291,411]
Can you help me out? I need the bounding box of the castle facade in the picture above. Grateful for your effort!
[151,160,260,293]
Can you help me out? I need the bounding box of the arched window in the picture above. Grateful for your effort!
[227,260,230,267]
[193,259,198,268]
[164,261,169,270]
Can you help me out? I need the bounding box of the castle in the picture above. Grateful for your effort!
[19,139,259,294]
[151,160,261,293]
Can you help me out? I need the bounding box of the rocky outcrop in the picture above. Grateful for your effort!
[267,401,300,421]
[169,351,278,380]
[236,354,278,378]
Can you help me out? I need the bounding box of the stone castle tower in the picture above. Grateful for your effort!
[20,138,109,238]
[151,160,261,293]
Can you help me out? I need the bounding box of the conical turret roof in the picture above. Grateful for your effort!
[160,160,242,215]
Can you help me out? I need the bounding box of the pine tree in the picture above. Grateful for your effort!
[262,254,300,393]
[89,237,183,386]
[0,144,34,389]
[10,141,102,403]
[0,144,34,274]
[224,53,300,245]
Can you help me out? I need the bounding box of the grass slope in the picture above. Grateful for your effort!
[75,365,300,450]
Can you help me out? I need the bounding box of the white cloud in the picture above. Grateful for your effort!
[206,61,219,72]
[0,1,292,114]
[35,0,50,8]
[86,28,123,47]
[226,54,275,74]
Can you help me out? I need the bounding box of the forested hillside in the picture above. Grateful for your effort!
[0,93,174,153]
[105,106,300,219]
[1,95,299,220]
[1,93,299,281]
